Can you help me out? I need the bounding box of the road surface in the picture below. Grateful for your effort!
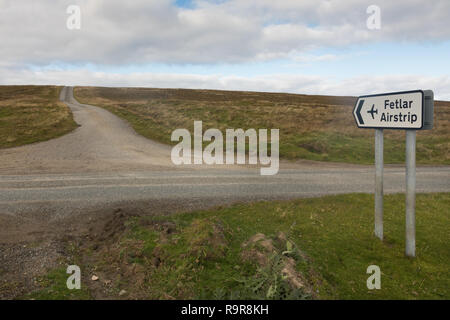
[0,87,449,218]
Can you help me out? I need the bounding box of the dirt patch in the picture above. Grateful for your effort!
[0,200,168,299]
[0,194,257,299]
[0,240,64,299]
[0,210,107,299]
[78,217,164,299]
[77,215,230,299]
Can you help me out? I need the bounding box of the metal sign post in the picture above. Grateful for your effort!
[353,90,434,258]
[374,129,383,240]
[405,130,416,257]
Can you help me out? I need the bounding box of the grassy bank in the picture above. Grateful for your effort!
[28,193,449,300]
[74,86,450,165]
[0,85,78,148]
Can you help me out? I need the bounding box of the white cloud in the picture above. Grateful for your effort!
[0,0,449,65]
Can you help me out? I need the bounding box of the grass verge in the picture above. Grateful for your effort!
[74,86,450,165]
[29,193,449,300]
[0,85,78,148]
[24,268,91,300]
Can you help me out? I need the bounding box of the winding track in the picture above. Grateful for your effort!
[0,87,448,218]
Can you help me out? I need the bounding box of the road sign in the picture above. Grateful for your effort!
[353,90,424,129]
[353,89,434,258]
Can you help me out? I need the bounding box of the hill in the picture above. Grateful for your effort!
[75,86,450,164]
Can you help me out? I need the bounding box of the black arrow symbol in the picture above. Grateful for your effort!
[355,99,365,125]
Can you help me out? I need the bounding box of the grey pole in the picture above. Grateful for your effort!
[405,130,416,257]
[374,129,383,240]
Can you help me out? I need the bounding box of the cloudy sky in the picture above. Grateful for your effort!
[1,0,449,99]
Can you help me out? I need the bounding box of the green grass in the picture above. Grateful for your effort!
[282,132,449,164]
[21,240,90,300]
[74,86,450,165]
[0,85,78,148]
[156,193,450,299]
[36,192,447,300]
[24,267,91,300]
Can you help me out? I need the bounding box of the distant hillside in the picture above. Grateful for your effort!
[0,86,77,149]
[71,86,447,165]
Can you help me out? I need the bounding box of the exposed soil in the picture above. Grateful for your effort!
[0,208,114,299]
[0,197,246,299]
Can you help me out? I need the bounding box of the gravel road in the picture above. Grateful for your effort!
[0,87,174,175]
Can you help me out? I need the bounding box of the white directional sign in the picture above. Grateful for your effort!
[353,88,434,258]
[353,90,424,129]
